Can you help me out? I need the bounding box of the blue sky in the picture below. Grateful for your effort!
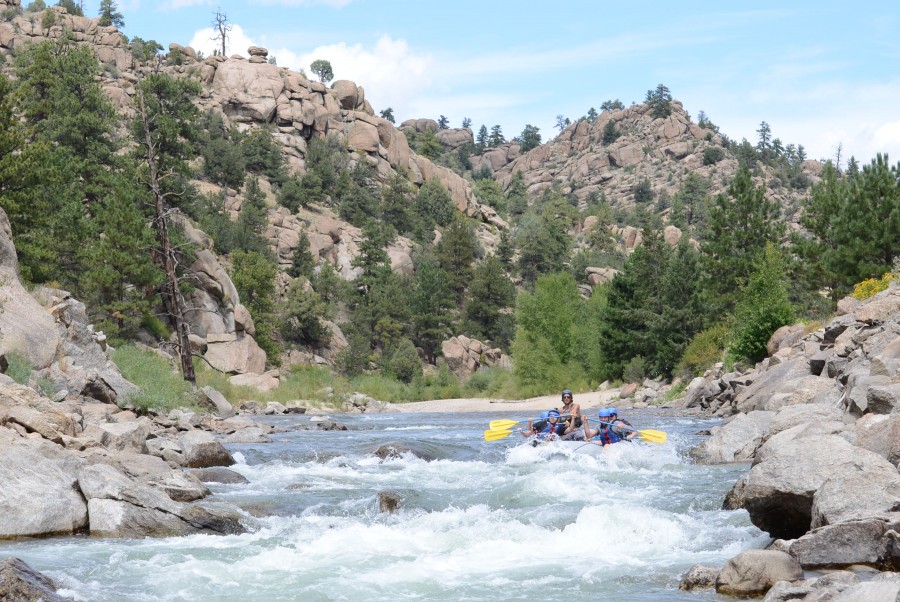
[84,0,899,165]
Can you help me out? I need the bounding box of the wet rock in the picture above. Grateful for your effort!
[679,564,719,590]
[0,557,66,602]
[377,491,402,514]
[179,430,235,468]
[715,549,802,596]
[190,467,249,484]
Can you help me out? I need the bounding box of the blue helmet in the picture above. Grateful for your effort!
[540,411,550,419]
[548,409,561,419]
[598,409,612,418]
[608,407,618,416]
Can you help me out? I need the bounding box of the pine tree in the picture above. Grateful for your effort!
[437,216,477,301]
[702,165,782,316]
[464,255,516,347]
[729,243,795,363]
[409,251,454,362]
[98,0,124,27]
[476,125,488,151]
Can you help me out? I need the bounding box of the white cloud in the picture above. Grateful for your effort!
[188,24,257,57]
[292,36,433,116]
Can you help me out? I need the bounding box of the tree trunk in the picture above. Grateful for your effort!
[137,94,196,386]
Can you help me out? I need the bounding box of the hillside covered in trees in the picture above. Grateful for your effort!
[0,0,897,402]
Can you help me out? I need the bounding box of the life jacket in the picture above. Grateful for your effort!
[536,421,559,440]
[596,425,622,446]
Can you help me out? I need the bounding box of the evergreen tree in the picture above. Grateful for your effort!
[645,84,673,118]
[461,117,472,128]
[518,124,541,152]
[413,178,455,237]
[489,124,504,146]
[601,119,619,145]
[98,0,123,27]
[476,125,488,151]
[436,216,477,301]
[379,107,395,123]
[417,128,442,158]
[702,165,782,316]
[352,221,392,292]
[288,231,315,279]
[380,173,414,235]
[669,172,711,231]
[729,243,795,363]
[231,250,280,358]
[409,251,454,362]
[437,115,449,129]
[464,255,515,347]
[132,72,203,383]
[794,156,900,298]
[601,99,624,111]
[310,59,334,83]
[281,279,330,345]
[506,171,528,217]
[586,107,598,122]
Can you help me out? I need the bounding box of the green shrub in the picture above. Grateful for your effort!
[676,324,730,377]
[702,146,725,165]
[382,338,421,384]
[4,352,33,385]
[111,345,198,412]
[622,355,647,383]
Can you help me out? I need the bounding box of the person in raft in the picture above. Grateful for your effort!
[558,389,584,441]
[583,408,631,445]
[520,409,563,441]
[607,407,636,441]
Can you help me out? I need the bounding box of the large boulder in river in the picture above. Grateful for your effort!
[690,411,773,463]
[179,429,235,468]
[724,434,899,539]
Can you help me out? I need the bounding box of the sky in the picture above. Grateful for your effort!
[81,0,900,165]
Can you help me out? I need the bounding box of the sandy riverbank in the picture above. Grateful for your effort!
[384,388,627,414]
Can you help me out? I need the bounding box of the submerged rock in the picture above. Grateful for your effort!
[0,557,66,602]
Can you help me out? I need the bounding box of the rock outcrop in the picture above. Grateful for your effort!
[441,335,512,379]
[682,282,900,597]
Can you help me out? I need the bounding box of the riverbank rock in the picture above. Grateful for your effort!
[690,410,773,463]
[715,549,802,596]
[0,427,87,538]
[679,565,719,590]
[0,557,66,602]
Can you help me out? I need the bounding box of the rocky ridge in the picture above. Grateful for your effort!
[677,281,900,599]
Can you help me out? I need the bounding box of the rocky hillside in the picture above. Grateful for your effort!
[479,101,822,219]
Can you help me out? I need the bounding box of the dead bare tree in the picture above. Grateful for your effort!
[211,7,232,57]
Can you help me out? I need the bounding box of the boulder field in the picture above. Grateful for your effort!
[680,283,900,599]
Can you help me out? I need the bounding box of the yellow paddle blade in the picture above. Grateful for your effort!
[489,419,522,430]
[637,429,667,444]
[484,428,515,442]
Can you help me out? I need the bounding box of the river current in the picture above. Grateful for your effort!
[0,408,768,601]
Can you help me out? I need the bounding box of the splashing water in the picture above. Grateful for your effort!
[0,409,765,601]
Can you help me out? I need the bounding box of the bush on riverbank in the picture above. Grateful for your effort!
[111,345,534,410]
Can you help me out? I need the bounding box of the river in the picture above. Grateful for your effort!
[0,408,768,601]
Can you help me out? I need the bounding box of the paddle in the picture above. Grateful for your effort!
[488,415,571,431]
[586,419,667,444]
[483,428,515,441]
